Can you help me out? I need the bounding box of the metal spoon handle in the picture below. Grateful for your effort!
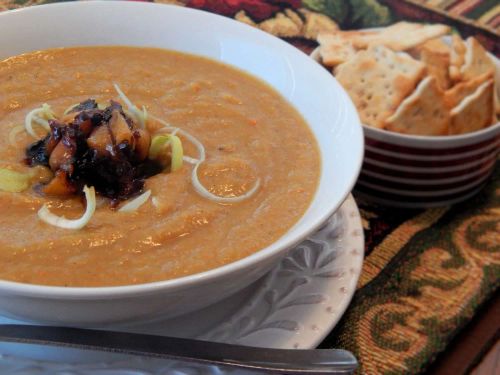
[0,324,357,374]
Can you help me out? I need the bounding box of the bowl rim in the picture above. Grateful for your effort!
[363,120,500,147]
[0,1,364,297]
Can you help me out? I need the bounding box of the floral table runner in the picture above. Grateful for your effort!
[1,1,499,374]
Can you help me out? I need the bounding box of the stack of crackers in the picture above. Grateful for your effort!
[316,22,499,136]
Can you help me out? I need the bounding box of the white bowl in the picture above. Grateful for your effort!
[0,1,363,325]
[311,46,500,208]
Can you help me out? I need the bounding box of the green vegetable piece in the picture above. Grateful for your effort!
[0,168,32,193]
[149,134,184,172]
[350,0,392,28]
[149,135,170,159]
[303,0,349,24]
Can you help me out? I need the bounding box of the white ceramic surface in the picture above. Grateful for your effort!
[0,195,364,374]
[0,2,363,324]
[311,44,500,208]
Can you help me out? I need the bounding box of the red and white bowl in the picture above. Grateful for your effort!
[357,124,500,208]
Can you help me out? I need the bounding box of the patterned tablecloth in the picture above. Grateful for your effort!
[1,1,499,374]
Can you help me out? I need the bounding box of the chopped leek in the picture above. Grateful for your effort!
[142,105,148,124]
[149,114,206,162]
[25,103,55,138]
[149,135,170,159]
[63,103,79,115]
[183,155,200,164]
[191,162,261,204]
[113,83,147,128]
[149,134,184,172]
[151,196,159,208]
[0,168,32,193]
[41,103,55,119]
[8,125,26,145]
[118,190,151,212]
[37,185,96,230]
[168,135,183,172]
[149,115,259,203]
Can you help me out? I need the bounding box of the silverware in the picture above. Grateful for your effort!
[0,324,357,374]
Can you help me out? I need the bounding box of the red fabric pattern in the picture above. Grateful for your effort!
[186,0,301,22]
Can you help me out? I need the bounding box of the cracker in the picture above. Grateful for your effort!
[342,22,450,51]
[259,12,301,38]
[235,10,257,27]
[335,45,426,128]
[316,30,378,48]
[299,9,339,40]
[410,37,450,59]
[284,9,304,29]
[444,72,492,109]
[339,30,380,38]
[419,44,451,90]
[460,37,495,81]
[317,33,356,67]
[382,22,450,50]
[450,34,466,81]
[385,76,449,135]
[449,79,495,134]
[416,38,450,56]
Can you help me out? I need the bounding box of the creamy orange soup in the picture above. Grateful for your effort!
[0,47,320,287]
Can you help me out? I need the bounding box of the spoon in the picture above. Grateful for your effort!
[0,324,357,374]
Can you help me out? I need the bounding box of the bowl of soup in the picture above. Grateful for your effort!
[0,1,363,325]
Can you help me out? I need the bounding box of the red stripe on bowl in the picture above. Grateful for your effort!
[364,134,500,156]
[363,152,497,173]
[365,139,499,161]
[364,147,499,168]
[361,160,495,185]
[361,158,496,179]
[358,168,493,193]
[357,173,490,197]
[354,180,488,207]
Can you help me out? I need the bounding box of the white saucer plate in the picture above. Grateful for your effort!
[0,195,364,374]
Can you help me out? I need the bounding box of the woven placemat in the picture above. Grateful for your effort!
[322,164,499,374]
[1,1,499,374]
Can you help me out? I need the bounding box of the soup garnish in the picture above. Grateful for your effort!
[2,85,261,230]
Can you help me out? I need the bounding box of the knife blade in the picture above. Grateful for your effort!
[0,324,357,374]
